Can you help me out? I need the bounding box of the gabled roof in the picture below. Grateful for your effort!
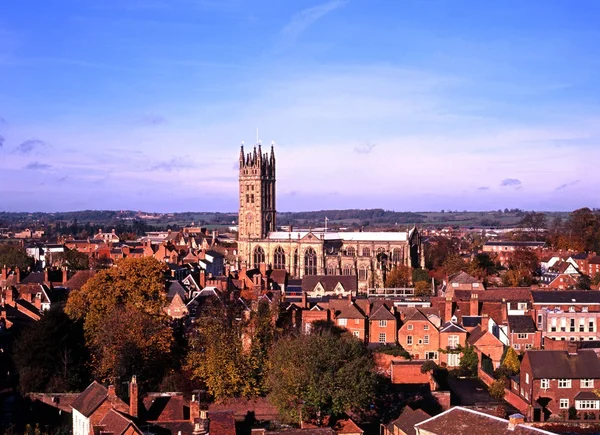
[448,271,481,285]
[70,381,109,417]
[166,280,187,301]
[466,325,497,346]
[98,409,141,435]
[508,315,536,333]
[388,406,430,435]
[369,303,396,321]
[302,275,358,293]
[525,350,600,379]
[330,300,365,320]
[440,321,467,333]
[64,270,97,291]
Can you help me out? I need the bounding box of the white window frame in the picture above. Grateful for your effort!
[448,335,459,349]
[338,318,347,326]
[353,330,360,338]
[558,379,572,388]
[379,332,386,343]
[423,324,429,330]
[517,333,528,339]
[379,320,387,328]
[541,379,549,389]
[407,335,413,345]
[423,335,429,345]
[525,373,529,384]
[581,379,594,388]
[560,398,569,409]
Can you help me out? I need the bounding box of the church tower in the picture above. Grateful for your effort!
[238,142,276,241]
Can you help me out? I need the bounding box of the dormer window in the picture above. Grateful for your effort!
[569,306,575,312]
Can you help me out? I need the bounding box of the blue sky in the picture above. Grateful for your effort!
[0,0,599,212]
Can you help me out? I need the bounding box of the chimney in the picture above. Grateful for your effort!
[302,292,307,309]
[567,341,578,355]
[501,298,508,323]
[445,296,453,322]
[129,375,138,418]
[1,266,6,281]
[365,301,371,316]
[508,413,525,430]
[62,267,68,285]
[190,394,200,423]
[199,270,206,288]
[15,267,20,283]
[347,293,352,302]
[470,293,479,316]
[107,385,117,401]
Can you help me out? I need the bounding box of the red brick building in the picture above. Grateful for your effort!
[398,309,440,362]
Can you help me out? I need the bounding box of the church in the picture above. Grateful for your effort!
[237,143,424,292]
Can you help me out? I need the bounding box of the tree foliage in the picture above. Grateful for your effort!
[489,378,507,400]
[412,268,430,283]
[414,281,431,296]
[13,307,89,393]
[501,347,520,374]
[0,245,33,270]
[54,248,89,271]
[267,331,376,423]
[459,344,479,376]
[385,265,412,288]
[442,254,466,276]
[425,237,458,271]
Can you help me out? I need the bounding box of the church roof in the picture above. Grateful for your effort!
[268,230,409,242]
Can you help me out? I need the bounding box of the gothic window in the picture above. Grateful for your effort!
[293,249,299,276]
[362,247,371,257]
[253,246,265,268]
[343,264,352,276]
[391,248,401,263]
[246,194,250,204]
[273,246,286,269]
[346,247,356,257]
[359,265,368,280]
[327,267,336,275]
[304,248,317,276]
[251,194,254,203]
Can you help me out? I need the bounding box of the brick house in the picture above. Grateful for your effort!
[71,382,129,435]
[439,321,468,367]
[368,302,397,345]
[443,271,484,297]
[381,406,430,435]
[330,298,367,341]
[398,309,440,362]
[515,345,600,421]
[467,325,505,368]
[507,315,541,351]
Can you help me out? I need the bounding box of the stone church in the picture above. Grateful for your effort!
[237,143,424,292]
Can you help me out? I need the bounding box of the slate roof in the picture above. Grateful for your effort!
[166,281,187,301]
[454,288,532,302]
[448,271,481,285]
[70,381,109,417]
[440,321,467,333]
[414,407,556,434]
[508,316,536,333]
[462,316,482,328]
[575,391,600,401]
[531,291,600,304]
[302,275,358,293]
[525,350,600,379]
[387,406,430,435]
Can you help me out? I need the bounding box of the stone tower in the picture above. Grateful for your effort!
[238,142,276,241]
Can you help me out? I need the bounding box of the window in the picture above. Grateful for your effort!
[580,318,586,333]
[525,373,529,384]
[448,335,459,349]
[424,335,429,344]
[560,399,569,409]
[518,302,527,310]
[541,379,550,389]
[589,320,595,332]
[273,246,286,269]
[447,353,460,367]
[577,400,600,410]
[250,194,254,203]
[558,379,572,388]
[582,306,589,313]
[569,306,575,312]
[358,266,368,280]
[425,351,438,360]
[362,247,371,257]
[293,249,299,276]
[353,331,360,338]
[472,283,480,288]
[537,314,543,328]
[338,318,347,326]
[407,324,413,330]
[304,248,317,275]
[570,318,575,332]
[391,248,401,263]
[513,344,521,350]
[525,344,533,349]
[379,333,387,343]
[581,379,594,388]
[379,320,387,327]
[452,282,459,288]
[517,333,528,339]
[560,318,566,332]
[355,319,360,325]
[551,317,557,332]
[253,246,265,268]
[423,324,429,330]
[407,336,413,345]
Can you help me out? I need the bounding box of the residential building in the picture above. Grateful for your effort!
[439,321,468,367]
[368,301,397,345]
[398,309,440,362]
[508,315,541,351]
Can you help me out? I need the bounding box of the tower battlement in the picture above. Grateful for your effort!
[239,142,275,178]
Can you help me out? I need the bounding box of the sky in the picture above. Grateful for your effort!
[0,0,599,213]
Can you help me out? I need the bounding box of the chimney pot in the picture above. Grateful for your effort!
[107,385,117,401]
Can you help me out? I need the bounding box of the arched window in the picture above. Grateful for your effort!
[362,247,371,257]
[304,248,317,276]
[273,246,285,269]
[343,264,352,276]
[293,249,299,276]
[327,267,336,275]
[359,265,368,280]
[391,248,401,263]
[253,246,265,269]
[346,247,356,257]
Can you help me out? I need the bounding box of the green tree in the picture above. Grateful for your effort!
[459,344,479,376]
[0,245,34,270]
[578,275,592,290]
[442,254,466,276]
[489,378,507,400]
[420,360,438,374]
[501,347,520,374]
[267,330,376,423]
[248,301,276,395]
[13,307,89,393]
[412,268,430,283]
[55,248,89,270]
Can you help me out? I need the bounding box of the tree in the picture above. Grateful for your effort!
[0,245,33,270]
[425,237,458,270]
[501,347,520,374]
[578,274,592,290]
[13,307,89,393]
[468,253,496,279]
[385,265,412,287]
[412,268,430,283]
[54,248,89,270]
[489,378,506,400]
[267,331,376,424]
[592,273,600,286]
[420,360,438,374]
[459,344,479,376]
[248,301,276,395]
[65,257,172,388]
[442,254,466,276]
[414,281,431,296]
[185,305,255,401]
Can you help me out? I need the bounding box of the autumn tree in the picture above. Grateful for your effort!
[414,281,431,296]
[519,212,547,240]
[501,347,520,375]
[0,245,33,270]
[412,268,430,283]
[504,249,539,286]
[54,247,89,270]
[13,307,89,393]
[385,265,412,287]
[248,300,276,395]
[489,378,507,400]
[267,330,376,424]
[592,273,600,286]
[65,257,172,388]
[442,253,466,276]
[425,237,458,270]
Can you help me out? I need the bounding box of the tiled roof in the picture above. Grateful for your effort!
[207,411,237,435]
[414,407,557,434]
[98,409,140,435]
[302,275,358,293]
[388,406,430,435]
[142,394,186,421]
[574,391,600,401]
[508,315,536,333]
[70,381,108,417]
[166,280,187,301]
[448,271,481,285]
[525,350,600,379]
[454,288,532,302]
[369,303,396,321]
[589,256,600,265]
[531,290,600,304]
[440,321,467,333]
[467,325,488,346]
[330,301,365,320]
[64,270,97,291]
